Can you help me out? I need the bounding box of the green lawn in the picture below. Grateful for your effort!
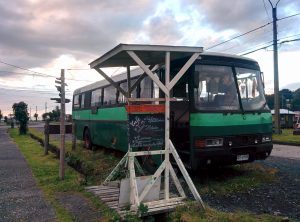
[272,129,300,144]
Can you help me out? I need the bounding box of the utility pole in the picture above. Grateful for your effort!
[29,107,31,121]
[57,69,66,180]
[268,0,281,134]
[45,102,47,114]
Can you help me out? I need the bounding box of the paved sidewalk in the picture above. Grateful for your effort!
[0,127,56,222]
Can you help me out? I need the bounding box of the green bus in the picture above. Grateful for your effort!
[72,52,273,170]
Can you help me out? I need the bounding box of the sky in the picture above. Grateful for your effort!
[0,0,299,117]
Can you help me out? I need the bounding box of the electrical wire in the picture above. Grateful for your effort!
[206,12,300,51]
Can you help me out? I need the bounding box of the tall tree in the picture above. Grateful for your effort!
[292,88,300,111]
[34,113,38,121]
[279,89,293,109]
[265,94,274,110]
[0,110,2,122]
[12,102,29,134]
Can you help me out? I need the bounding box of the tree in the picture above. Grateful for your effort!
[265,94,274,110]
[292,88,300,111]
[4,116,7,124]
[34,113,38,121]
[12,102,29,134]
[42,106,60,122]
[279,89,293,109]
[0,110,2,122]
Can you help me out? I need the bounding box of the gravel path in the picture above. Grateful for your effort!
[0,127,56,222]
[202,156,300,221]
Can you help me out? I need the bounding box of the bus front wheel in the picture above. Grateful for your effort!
[83,129,92,149]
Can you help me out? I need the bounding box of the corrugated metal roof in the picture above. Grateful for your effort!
[271,109,295,115]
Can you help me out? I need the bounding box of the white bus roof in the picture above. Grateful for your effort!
[74,49,257,95]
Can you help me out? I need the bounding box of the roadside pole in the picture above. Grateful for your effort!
[59,69,66,180]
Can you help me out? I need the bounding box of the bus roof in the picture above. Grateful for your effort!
[73,67,144,95]
[74,50,258,95]
[201,51,256,62]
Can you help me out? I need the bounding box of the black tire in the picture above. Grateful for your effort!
[83,128,92,149]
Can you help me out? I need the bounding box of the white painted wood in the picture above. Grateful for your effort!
[128,150,165,157]
[95,67,128,97]
[128,155,139,210]
[127,51,169,95]
[169,163,186,198]
[167,52,200,90]
[139,160,166,202]
[129,64,159,94]
[103,152,128,184]
[164,51,170,201]
[170,140,205,208]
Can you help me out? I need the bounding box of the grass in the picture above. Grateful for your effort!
[9,128,119,222]
[29,127,121,185]
[168,203,285,222]
[195,163,278,196]
[272,128,300,144]
[23,127,285,221]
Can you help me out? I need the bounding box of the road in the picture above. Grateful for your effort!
[272,144,300,160]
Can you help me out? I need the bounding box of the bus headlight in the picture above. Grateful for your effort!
[262,135,272,143]
[205,138,223,147]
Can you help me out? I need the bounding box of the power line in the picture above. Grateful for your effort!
[239,38,300,55]
[0,59,55,77]
[262,0,271,21]
[206,22,272,50]
[206,12,300,51]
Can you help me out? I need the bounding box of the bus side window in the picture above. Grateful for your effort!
[91,88,102,107]
[84,91,91,108]
[73,95,80,109]
[103,85,117,105]
[140,76,153,98]
[80,93,85,108]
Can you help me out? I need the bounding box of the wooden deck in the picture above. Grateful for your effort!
[85,184,185,216]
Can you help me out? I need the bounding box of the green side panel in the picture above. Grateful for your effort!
[190,112,272,137]
[90,107,128,121]
[73,107,129,151]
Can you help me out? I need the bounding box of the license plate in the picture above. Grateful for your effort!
[237,154,249,161]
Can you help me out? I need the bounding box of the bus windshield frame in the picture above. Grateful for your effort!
[193,64,268,112]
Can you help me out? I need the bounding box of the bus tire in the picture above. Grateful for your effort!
[83,128,92,150]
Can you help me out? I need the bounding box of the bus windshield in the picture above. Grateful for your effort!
[236,67,267,111]
[194,64,267,111]
[194,65,239,111]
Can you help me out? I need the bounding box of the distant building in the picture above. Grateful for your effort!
[271,109,296,128]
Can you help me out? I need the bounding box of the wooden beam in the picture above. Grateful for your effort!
[127,51,169,95]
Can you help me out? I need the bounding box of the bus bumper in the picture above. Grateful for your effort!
[190,143,273,169]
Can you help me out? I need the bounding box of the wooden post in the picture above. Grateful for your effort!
[59,69,66,180]
[71,121,76,151]
[44,119,49,155]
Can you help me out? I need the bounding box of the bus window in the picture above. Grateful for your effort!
[84,91,91,108]
[194,65,239,111]
[140,76,153,98]
[118,80,138,103]
[80,93,85,108]
[236,67,267,111]
[91,88,102,107]
[73,94,80,109]
[103,85,117,105]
